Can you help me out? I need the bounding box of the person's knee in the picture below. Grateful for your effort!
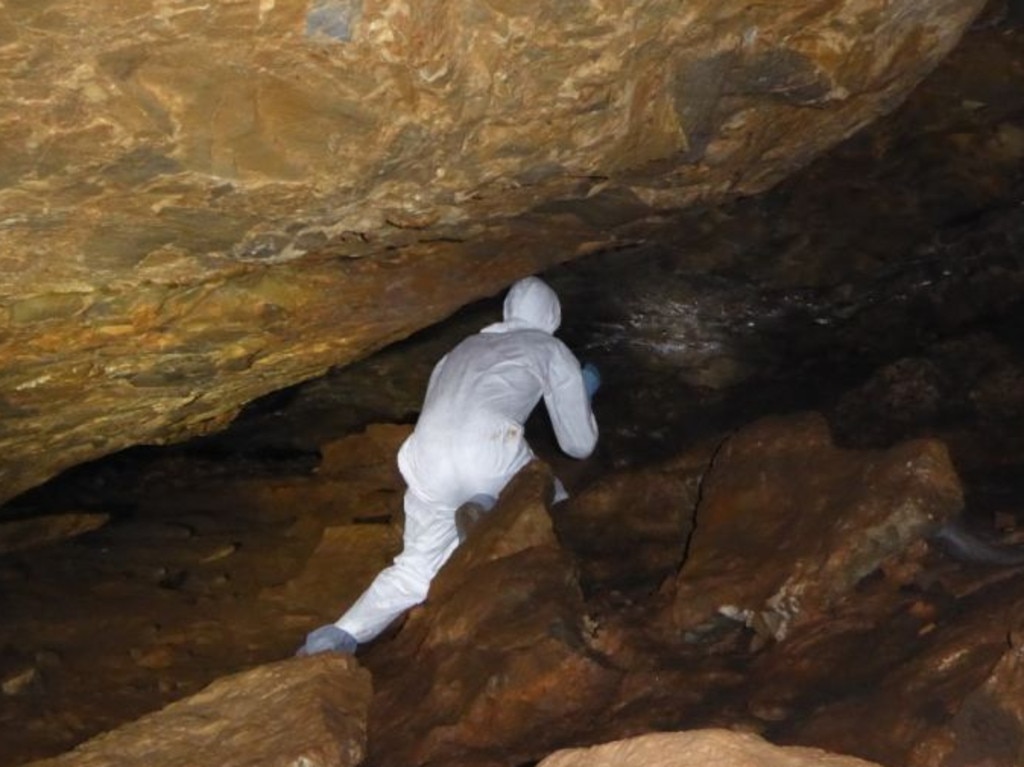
[467,493,497,510]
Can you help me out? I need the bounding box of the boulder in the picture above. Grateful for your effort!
[430,461,562,593]
[666,412,963,639]
[536,729,884,767]
[554,441,714,593]
[367,462,622,767]
[24,654,372,767]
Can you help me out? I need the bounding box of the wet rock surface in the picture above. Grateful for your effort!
[920,624,1024,767]
[2,9,1024,767]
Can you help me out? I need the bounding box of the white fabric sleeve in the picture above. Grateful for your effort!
[542,341,599,459]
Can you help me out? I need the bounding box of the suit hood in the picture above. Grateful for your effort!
[501,276,561,334]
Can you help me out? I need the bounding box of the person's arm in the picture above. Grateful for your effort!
[542,341,599,459]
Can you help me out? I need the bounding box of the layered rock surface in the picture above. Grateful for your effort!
[16,414,1024,767]
[666,413,964,640]
[25,654,372,767]
[0,0,987,504]
[365,463,624,767]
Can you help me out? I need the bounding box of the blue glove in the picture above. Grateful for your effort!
[296,624,358,656]
[581,362,601,399]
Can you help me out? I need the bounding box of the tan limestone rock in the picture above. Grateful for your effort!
[537,729,885,767]
[24,654,371,767]
[429,460,562,596]
[0,0,987,504]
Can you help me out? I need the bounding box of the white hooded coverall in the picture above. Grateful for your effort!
[334,276,599,643]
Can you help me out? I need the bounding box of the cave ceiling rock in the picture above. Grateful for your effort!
[0,0,986,504]
[23,654,372,767]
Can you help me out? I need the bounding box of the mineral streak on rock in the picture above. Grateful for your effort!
[0,0,987,504]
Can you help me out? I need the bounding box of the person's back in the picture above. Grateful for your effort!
[400,279,597,506]
[417,329,553,433]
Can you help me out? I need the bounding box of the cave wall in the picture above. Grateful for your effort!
[0,0,986,504]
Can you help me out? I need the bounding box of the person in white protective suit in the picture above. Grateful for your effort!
[297,276,601,655]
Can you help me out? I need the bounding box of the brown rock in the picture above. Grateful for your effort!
[367,462,621,767]
[25,654,371,767]
[913,624,1024,767]
[0,0,987,504]
[667,412,963,639]
[536,729,885,767]
[263,523,402,618]
[0,513,109,554]
[780,578,1024,767]
[555,440,714,592]
[429,461,561,598]
[200,422,409,528]
[318,423,412,480]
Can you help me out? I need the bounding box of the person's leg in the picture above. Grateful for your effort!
[334,489,460,644]
[296,623,357,656]
[455,493,498,542]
